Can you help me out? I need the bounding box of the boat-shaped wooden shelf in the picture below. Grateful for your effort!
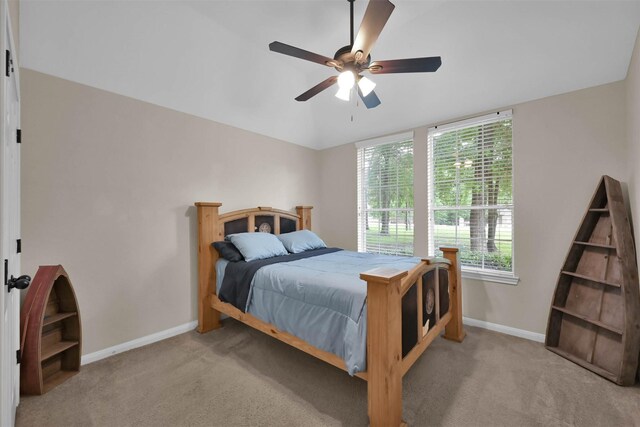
[20,265,82,395]
[546,176,640,386]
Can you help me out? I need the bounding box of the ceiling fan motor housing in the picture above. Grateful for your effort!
[332,45,371,72]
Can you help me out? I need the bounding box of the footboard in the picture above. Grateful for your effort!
[361,247,464,427]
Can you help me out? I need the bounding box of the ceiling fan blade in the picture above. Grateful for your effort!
[351,0,395,62]
[369,57,442,74]
[295,76,338,101]
[269,41,336,67]
[358,87,381,109]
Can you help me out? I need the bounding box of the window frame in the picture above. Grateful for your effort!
[427,111,519,285]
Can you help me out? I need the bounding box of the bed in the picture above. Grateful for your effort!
[195,203,465,426]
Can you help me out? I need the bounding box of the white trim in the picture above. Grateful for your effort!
[463,316,545,343]
[462,268,520,285]
[81,321,198,365]
[4,0,17,103]
[78,317,544,371]
[428,109,512,133]
[354,130,414,149]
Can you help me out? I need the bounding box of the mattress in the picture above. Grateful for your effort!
[216,250,420,374]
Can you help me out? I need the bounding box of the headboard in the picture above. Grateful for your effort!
[194,202,313,332]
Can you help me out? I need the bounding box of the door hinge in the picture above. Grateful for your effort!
[16,349,21,364]
[16,129,21,144]
[3,259,7,287]
[5,50,9,77]
[16,239,21,254]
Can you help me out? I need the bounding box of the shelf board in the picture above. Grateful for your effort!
[574,241,616,250]
[546,346,618,383]
[560,271,621,288]
[42,312,77,327]
[40,340,79,362]
[552,305,623,335]
[42,370,78,394]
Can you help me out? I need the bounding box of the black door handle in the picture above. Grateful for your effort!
[7,275,31,292]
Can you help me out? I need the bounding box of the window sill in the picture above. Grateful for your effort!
[461,268,520,286]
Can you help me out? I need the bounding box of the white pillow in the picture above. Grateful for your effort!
[277,230,326,254]
[227,232,288,262]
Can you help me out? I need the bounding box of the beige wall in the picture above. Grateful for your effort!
[627,30,640,265]
[21,45,636,354]
[320,81,628,335]
[21,69,321,354]
[317,143,357,251]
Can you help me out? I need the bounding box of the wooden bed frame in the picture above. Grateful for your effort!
[195,202,465,426]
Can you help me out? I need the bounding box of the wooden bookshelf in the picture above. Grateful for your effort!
[20,266,82,395]
[546,176,640,386]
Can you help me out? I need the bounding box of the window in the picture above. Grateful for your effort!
[428,111,515,281]
[357,133,414,256]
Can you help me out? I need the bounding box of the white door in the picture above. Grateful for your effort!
[0,0,22,424]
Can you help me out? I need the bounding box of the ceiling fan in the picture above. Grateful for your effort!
[269,0,442,109]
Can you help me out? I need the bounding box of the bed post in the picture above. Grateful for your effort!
[296,205,313,230]
[441,247,466,342]
[360,268,407,427]
[195,202,223,333]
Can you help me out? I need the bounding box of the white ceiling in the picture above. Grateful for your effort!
[21,1,640,150]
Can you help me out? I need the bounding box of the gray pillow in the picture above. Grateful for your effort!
[212,241,244,262]
[277,230,326,254]
[227,232,288,262]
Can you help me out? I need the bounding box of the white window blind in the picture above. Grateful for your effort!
[357,137,414,256]
[428,111,514,274]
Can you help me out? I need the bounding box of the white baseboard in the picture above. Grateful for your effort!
[81,317,543,366]
[464,316,545,343]
[81,321,198,365]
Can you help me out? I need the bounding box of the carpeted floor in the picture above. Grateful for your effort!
[16,321,640,427]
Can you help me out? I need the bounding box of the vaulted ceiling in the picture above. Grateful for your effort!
[21,1,640,149]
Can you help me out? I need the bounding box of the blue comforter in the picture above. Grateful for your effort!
[217,250,421,374]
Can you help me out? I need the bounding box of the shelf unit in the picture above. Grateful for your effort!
[42,311,78,327]
[20,265,82,395]
[545,176,640,386]
[573,241,617,250]
[559,271,620,288]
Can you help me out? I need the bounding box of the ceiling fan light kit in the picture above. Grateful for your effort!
[268,0,442,109]
[358,76,376,97]
[335,86,351,102]
[338,70,356,90]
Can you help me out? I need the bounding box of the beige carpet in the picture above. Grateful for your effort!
[16,321,640,427]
